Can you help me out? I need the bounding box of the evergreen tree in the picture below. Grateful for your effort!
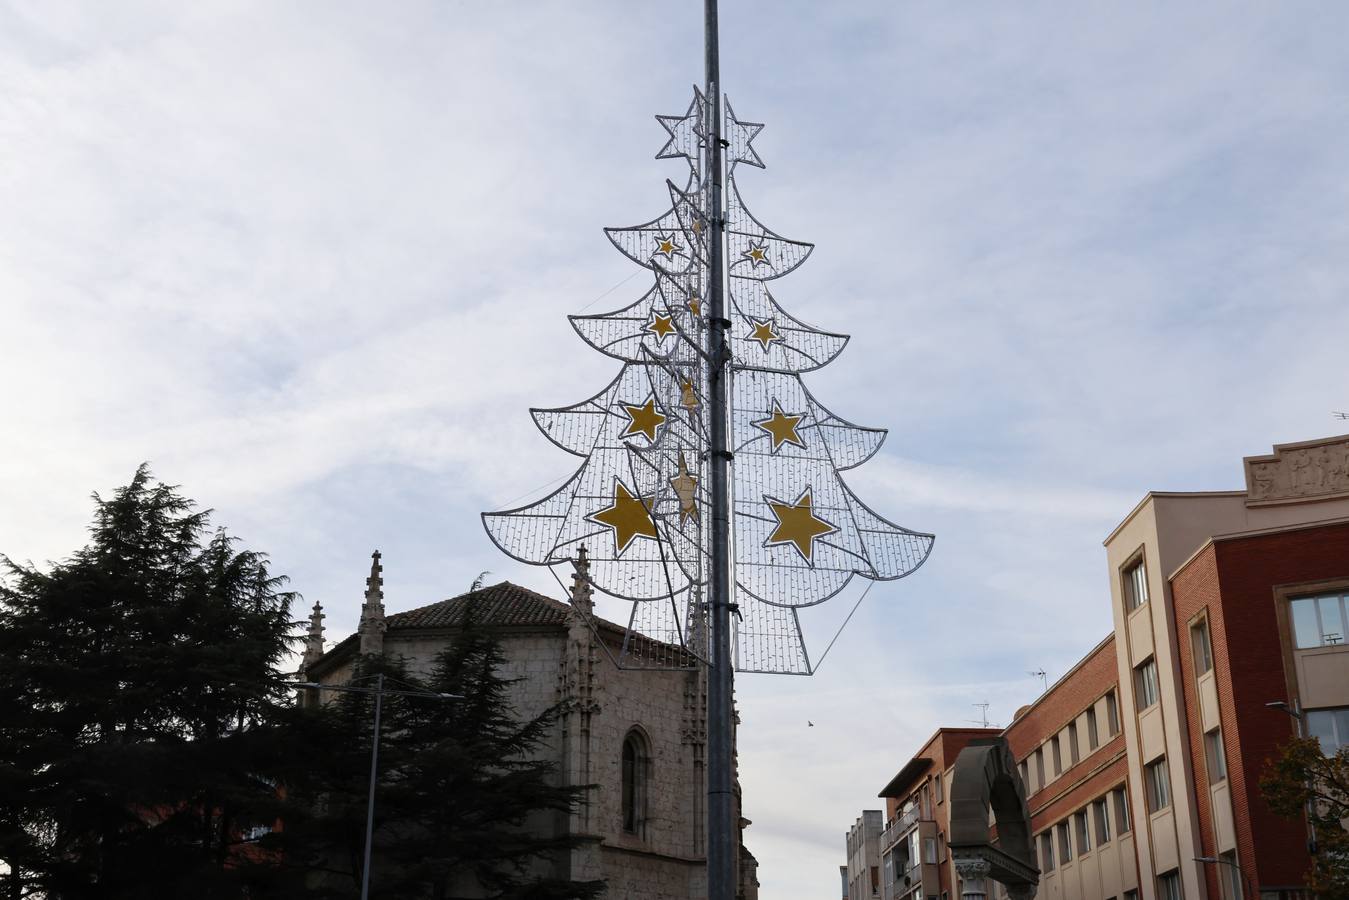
[297,601,604,900]
[0,466,304,898]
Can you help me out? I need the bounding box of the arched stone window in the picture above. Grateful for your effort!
[621,728,648,835]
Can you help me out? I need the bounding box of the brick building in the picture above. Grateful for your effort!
[856,434,1349,900]
[303,549,758,900]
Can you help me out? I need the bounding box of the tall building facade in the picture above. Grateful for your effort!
[856,434,1349,900]
[847,810,885,900]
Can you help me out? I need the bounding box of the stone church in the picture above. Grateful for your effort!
[301,549,758,900]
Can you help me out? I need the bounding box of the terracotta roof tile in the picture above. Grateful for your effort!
[386,581,572,630]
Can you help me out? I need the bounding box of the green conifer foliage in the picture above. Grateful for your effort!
[297,600,605,900]
[0,466,303,898]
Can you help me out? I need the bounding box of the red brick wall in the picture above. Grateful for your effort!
[1171,519,1349,892]
[1004,635,1117,769]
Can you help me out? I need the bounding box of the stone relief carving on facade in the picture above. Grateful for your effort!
[1245,436,1349,504]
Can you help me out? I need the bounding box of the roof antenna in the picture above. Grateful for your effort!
[1030,669,1048,693]
[966,702,993,728]
[1334,411,1349,420]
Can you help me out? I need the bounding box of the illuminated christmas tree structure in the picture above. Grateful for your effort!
[483,88,933,674]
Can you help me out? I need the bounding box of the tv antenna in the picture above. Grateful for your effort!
[1029,669,1048,693]
[1334,411,1349,420]
[967,702,993,728]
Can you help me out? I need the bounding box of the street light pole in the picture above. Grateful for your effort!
[1195,856,1252,900]
[296,673,460,900]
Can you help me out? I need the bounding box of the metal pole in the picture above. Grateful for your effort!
[361,672,384,900]
[703,3,735,900]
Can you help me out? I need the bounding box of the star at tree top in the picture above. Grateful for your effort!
[619,397,667,442]
[753,401,806,452]
[764,488,837,564]
[724,96,765,171]
[589,479,658,554]
[655,88,706,166]
[747,318,782,351]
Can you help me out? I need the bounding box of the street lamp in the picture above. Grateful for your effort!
[295,673,461,900]
[1266,699,1318,855]
[1194,856,1251,900]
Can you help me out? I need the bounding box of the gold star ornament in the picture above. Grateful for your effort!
[742,242,770,267]
[752,401,806,452]
[747,318,782,351]
[645,313,676,342]
[620,397,667,442]
[687,295,701,316]
[654,234,682,259]
[669,451,699,525]
[765,488,838,564]
[589,479,658,554]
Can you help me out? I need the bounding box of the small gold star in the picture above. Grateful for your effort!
[669,451,699,526]
[654,234,682,259]
[620,397,667,442]
[646,313,676,341]
[753,401,806,452]
[743,243,769,266]
[765,488,837,563]
[589,479,658,554]
[747,318,782,351]
[680,379,700,415]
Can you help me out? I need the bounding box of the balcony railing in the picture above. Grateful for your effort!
[878,806,924,852]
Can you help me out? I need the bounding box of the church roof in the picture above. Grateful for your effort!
[387,581,573,630]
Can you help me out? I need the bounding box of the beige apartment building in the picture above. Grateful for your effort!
[856,434,1349,900]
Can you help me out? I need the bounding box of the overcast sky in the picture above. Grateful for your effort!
[4,2,1349,897]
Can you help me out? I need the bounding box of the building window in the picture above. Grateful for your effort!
[1290,593,1347,648]
[1124,559,1149,612]
[1034,748,1046,788]
[1074,810,1091,854]
[1125,891,1139,900]
[1038,831,1055,871]
[1146,759,1171,812]
[1307,707,1349,755]
[1057,821,1072,862]
[1051,735,1063,776]
[1112,787,1131,833]
[1069,722,1081,765]
[1205,729,1227,783]
[1106,691,1120,734]
[1192,618,1214,674]
[1093,798,1111,844]
[924,837,937,864]
[1087,706,1100,749]
[938,832,946,861]
[1019,759,1030,793]
[1135,659,1160,709]
[1220,851,1242,900]
[936,772,944,804]
[621,729,648,834]
[1159,870,1183,900]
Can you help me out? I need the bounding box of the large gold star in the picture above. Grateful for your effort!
[620,397,667,442]
[743,243,770,267]
[589,479,658,554]
[752,401,806,452]
[646,313,676,342]
[669,451,699,526]
[765,489,837,564]
[747,318,782,351]
[654,234,682,259]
